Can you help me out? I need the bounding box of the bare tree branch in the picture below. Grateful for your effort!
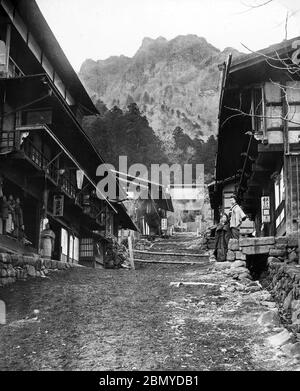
[224,105,300,126]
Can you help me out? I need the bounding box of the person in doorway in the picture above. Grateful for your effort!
[13,198,24,240]
[214,213,231,262]
[40,223,55,259]
[228,194,247,239]
[0,195,8,235]
[6,195,15,235]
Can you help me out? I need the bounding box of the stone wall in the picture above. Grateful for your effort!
[266,260,300,333]
[221,233,300,332]
[0,253,75,288]
[227,235,298,265]
[214,234,299,282]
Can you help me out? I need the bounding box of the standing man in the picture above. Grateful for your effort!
[229,194,247,239]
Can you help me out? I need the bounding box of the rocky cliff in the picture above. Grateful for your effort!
[79,35,241,145]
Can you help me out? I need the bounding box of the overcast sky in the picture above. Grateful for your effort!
[36,0,300,71]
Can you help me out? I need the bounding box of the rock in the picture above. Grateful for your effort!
[288,251,298,263]
[275,243,287,250]
[215,261,232,270]
[235,251,246,260]
[26,265,36,277]
[290,342,300,358]
[57,262,64,270]
[269,249,287,257]
[247,285,261,293]
[228,239,239,251]
[292,309,300,324]
[268,329,292,347]
[239,238,255,247]
[230,260,246,269]
[240,237,275,247]
[44,259,52,269]
[226,250,235,261]
[0,253,11,264]
[258,310,281,327]
[239,272,252,280]
[51,260,58,269]
[227,286,236,293]
[7,268,16,278]
[283,290,294,311]
[276,236,288,245]
[243,245,273,255]
[261,301,276,308]
[280,342,294,357]
[232,266,250,275]
[267,256,281,265]
[288,234,298,247]
[292,300,300,312]
[0,269,7,277]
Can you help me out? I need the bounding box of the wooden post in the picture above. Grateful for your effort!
[0,300,6,325]
[5,23,11,76]
[128,233,135,270]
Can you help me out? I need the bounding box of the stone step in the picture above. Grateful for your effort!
[133,251,209,264]
[134,258,210,266]
[150,245,202,254]
[134,250,208,257]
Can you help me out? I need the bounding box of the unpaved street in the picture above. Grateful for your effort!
[0,236,298,371]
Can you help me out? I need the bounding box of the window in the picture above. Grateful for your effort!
[0,40,6,68]
[74,237,80,263]
[251,87,264,134]
[69,235,74,262]
[61,228,69,262]
[80,238,94,258]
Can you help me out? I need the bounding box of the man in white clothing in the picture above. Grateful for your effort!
[229,194,247,239]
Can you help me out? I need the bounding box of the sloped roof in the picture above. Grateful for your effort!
[11,0,98,114]
[229,35,300,73]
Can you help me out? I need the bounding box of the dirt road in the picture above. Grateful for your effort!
[0,236,297,371]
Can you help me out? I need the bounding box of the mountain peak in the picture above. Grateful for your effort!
[139,36,168,51]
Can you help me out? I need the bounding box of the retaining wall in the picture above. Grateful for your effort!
[0,253,75,288]
[225,234,300,331]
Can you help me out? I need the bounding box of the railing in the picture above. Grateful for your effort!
[0,57,25,78]
[82,197,105,225]
[61,175,77,199]
[0,131,59,183]
[22,138,59,184]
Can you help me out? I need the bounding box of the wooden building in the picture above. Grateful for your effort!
[209,37,300,238]
[0,0,136,266]
[135,187,174,237]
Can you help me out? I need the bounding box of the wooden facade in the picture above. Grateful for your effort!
[0,0,136,266]
[210,37,300,238]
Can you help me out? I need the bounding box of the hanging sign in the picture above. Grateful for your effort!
[261,196,270,223]
[161,218,168,231]
[76,170,84,190]
[53,195,64,217]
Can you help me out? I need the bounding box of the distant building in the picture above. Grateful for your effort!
[0,0,136,267]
